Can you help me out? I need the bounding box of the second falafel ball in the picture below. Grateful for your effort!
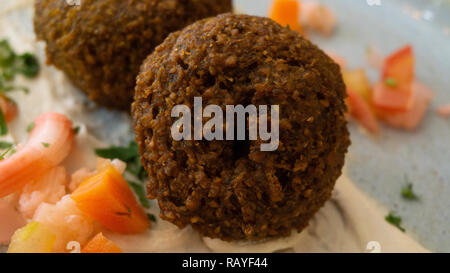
[133,14,350,241]
[34,0,232,110]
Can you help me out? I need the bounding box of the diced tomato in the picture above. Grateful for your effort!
[82,233,122,253]
[376,81,433,131]
[347,89,380,134]
[372,81,414,111]
[436,104,450,118]
[302,2,337,36]
[71,165,150,234]
[269,0,303,33]
[382,45,414,93]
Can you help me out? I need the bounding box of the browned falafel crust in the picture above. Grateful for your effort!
[133,14,350,241]
[33,0,232,110]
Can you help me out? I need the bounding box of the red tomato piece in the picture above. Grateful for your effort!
[372,81,415,111]
[382,45,414,93]
[347,89,380,134]
[376,81,433,131]
[436,104,450,118]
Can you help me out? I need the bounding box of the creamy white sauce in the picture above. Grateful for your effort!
[0,0,429,253]
[203,175,428,253]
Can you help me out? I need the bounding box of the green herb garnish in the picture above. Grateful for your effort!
[13,53,39,78]
[95,141,139,162]
[0,40,39,81]
[0,146,14,160]
[73,126,80,135]
[0,76,29,94]
[0,40,15,67]
[95,141,148,182]
[0,141,13,149]
[147,213,157,223]
[385,77,397,87]
[41,142,50,148]
[401,183,419,200]
[128,181,150,209]
[26,122,35,133]
[0,109,7,136]
[0,40,39,135]
[385,212,405,232]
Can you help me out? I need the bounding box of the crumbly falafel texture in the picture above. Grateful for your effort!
[34,0,232,110]
[133,14,350,241]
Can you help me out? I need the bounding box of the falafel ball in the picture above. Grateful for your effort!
[34,0,232,110]
[133,14,350,241]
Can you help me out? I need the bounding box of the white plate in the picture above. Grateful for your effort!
[235,0,450,252]
[1,0,448,252]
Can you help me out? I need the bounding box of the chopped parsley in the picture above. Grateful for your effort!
[73,126,80,135]
[0,39,39,135]
[401,183,419,201]
[0,146,15,160]
[95,141,139,162]
[147,213,157,223]
[0,77,29,94]
[41,142,50,148]
[384,77,397,87]
[0,150,8,160]
[0,109,6,136]
[128,181,150,209]
[385,212,405,232]
[0,141,13,149]
[12,53,39,78]
[0,40,39,81]
[95,141,148,181]
[26,122,35,133]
